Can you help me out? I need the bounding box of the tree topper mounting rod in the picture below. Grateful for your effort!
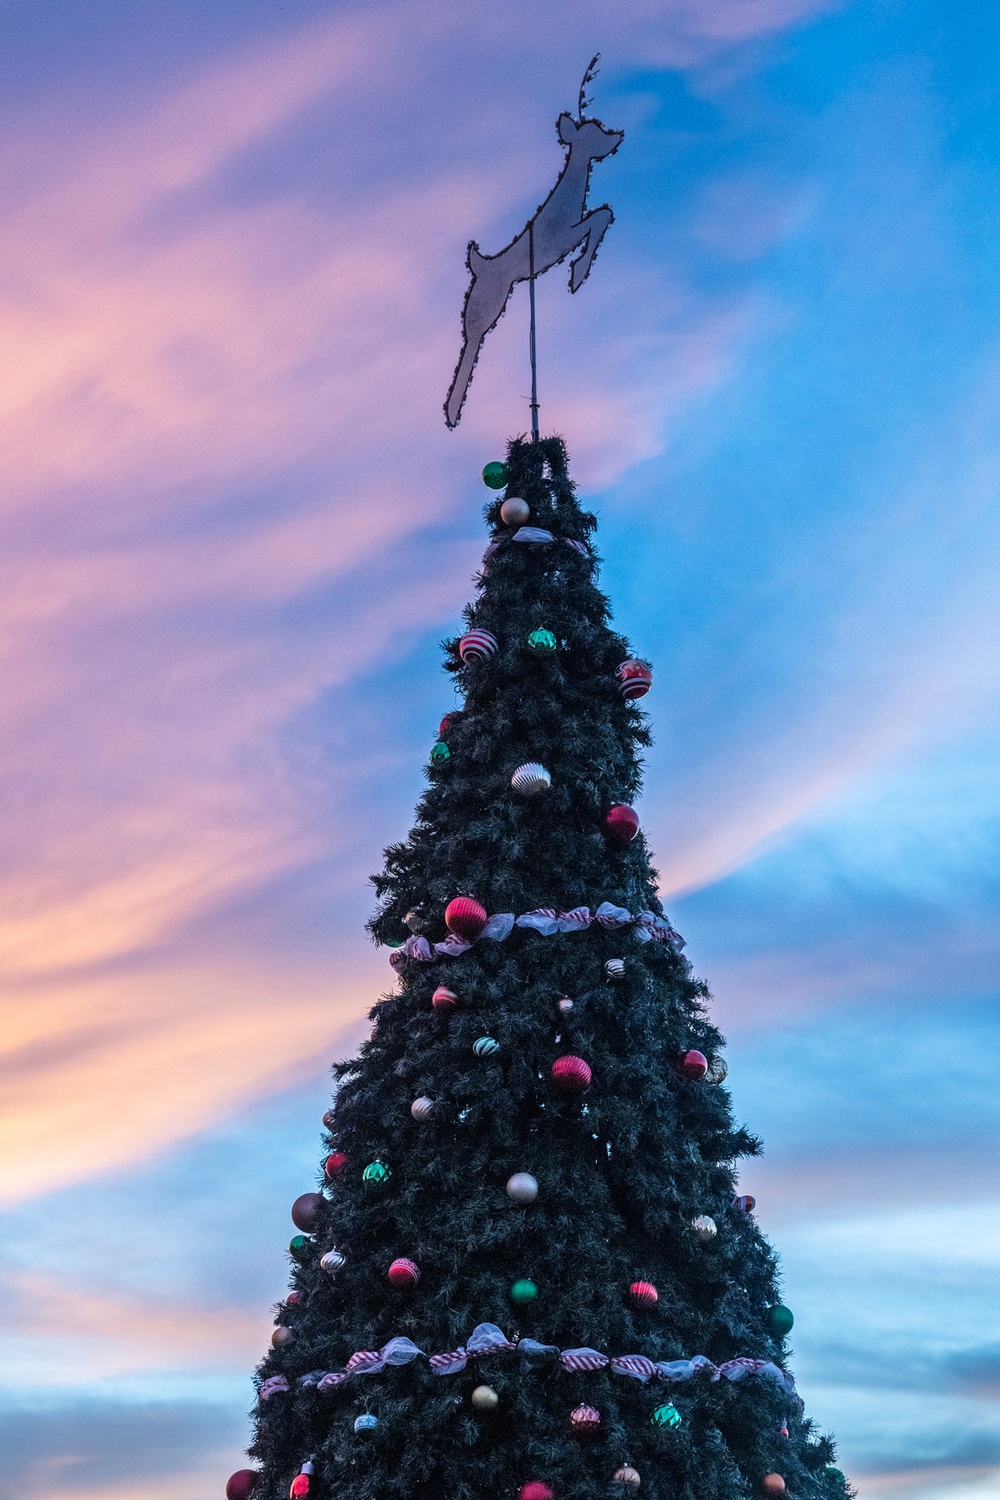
[444,56,624,433]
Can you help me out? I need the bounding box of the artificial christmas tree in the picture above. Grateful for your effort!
[233,435,848,1500]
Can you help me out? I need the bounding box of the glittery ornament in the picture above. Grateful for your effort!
[226,1471,259,1500]
[439,712,460,739]
[705,1055,728,1084]
[363,1161,392,1186]
[677,1049,708,1080]
[506,1172,539,1203]
[519,1486,554,1500]
[692,1215,717,1242]
[458,630,498,663]
[570,1404,601,1435]
[613,1469,641,1491]
[768,1304,794,1337]
[429,741,451,767]
[410,1096,434,1121]
[527,628,557,654]
[444,896,489,940]
[510,1278,538,1304]
[474,1036,500,1056]
[320,1249,346,1276]
[482,461,508,489]
[762,1478,786,1496]
[388,1257,420,1287]
[290,1193,322,1233]
[629,1280,658,1308]
[471,1385,499,1409]
[651,1404,682,1429]
[616,659,653,699]
[354,1414,379,1432]
[324,1151,348,1180]
[501,496,531,526]
[511,761,551,795]
[550,1054,592,1094]
[604,804,640,843]
[432,985,459,1012]
[605,957,626,982]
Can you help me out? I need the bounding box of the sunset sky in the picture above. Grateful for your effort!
[2,1,1000,1498]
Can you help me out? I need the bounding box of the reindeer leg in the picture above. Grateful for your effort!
[568,206,613,293]
[445,242,524,427]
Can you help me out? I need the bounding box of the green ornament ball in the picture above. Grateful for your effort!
[363,1161,392,1186]
[527,629,557,656]
[510,1278,538,1304]
[482,461,509,489]
[826,1471,847,1489]
[651,1403,682,1429]
[288,1234,310,1260]
[768,1304,795,1338]
[429,741,451,766]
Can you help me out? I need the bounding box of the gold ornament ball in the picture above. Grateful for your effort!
[270,1326,293,1347]
[471,1385,499,1409]
[762,1478,786,1497]
[500,496,531,526]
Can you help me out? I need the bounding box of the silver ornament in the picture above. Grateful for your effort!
[354,1413,379,1432]
[506,1172,539,1203]
[705,1055,728,1084]
[511,761,551,796]
[320,1248,346,1276]
[692,1214,717,1242]
[410,1096,434,1121]
[473,1036,500,1056]
[500,496,531,526]
[605,957,626,982]
[613,1467,641,1490]
[557,997,575,1014]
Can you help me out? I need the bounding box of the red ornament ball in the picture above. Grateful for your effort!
[432,985,458,1012]
[290,1192,323,1233]
[289,1475,311,1500]
[439,712,460,738]
[388,1256,420,1288]
[226,1471,259,1500]
[324,1151,348,1180]
[520,1486,555,1500]
[570,1403,602,1435]
[444,896,488,941]
[678,1049,708,1081]
[551,1054,592,1094]
[762,1478,786,1497]
[616,659,653,699]
[630,1280,659,1308]
[605,804,640,844]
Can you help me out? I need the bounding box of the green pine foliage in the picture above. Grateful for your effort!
[245,436,845,1500]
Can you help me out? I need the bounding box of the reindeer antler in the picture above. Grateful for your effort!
[577,53,600,123]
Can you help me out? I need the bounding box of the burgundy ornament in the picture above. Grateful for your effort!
[322,1108,336,1129]
[629,1280,658,1308]
[285,1291,302,1306]
[439,712,461,738]
[226,1472,259,1500]
[570,1403,602,1435]
[324,1151,348,1180]
[520,1487,555,1500]
[432,985,458,1012]
[290,1193,323,1233]
[388,1257,420,1288]
[444,896,489,941]
[605,804,640,844]
[677,1049,708,1081]
[616,659,653,700]
[550,1054,592,1094]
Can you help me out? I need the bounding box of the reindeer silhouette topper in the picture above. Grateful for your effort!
[444,57,624,430]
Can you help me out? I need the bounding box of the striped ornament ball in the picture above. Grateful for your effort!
[459,629,498,663]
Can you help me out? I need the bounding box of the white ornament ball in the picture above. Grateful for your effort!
[692,1214,718,1242]
[500,496,531,527]
[511,762,551,796]
[320,1248,346,1276]
[605,958,626,982]
[614,1467,642,1490]
[471,1384,499,1409]
[506,1172,539,1203]
[410,1096,434,1121]
[557,997,574,1015]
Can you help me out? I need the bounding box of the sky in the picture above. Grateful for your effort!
[0,0,999,1496]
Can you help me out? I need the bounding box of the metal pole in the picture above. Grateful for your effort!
[528,219,540,443]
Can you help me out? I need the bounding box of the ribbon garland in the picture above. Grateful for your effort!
[390,903,685,971]
[482,527,591,570]
[260,1323,801,1414]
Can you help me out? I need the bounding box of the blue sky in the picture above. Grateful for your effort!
[1,1,999,1497]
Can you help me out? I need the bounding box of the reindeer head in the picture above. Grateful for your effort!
[557,112,624,160]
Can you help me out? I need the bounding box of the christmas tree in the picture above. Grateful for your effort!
[227,435,849,1500]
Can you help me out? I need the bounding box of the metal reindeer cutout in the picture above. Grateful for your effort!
[444,57,624,432]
